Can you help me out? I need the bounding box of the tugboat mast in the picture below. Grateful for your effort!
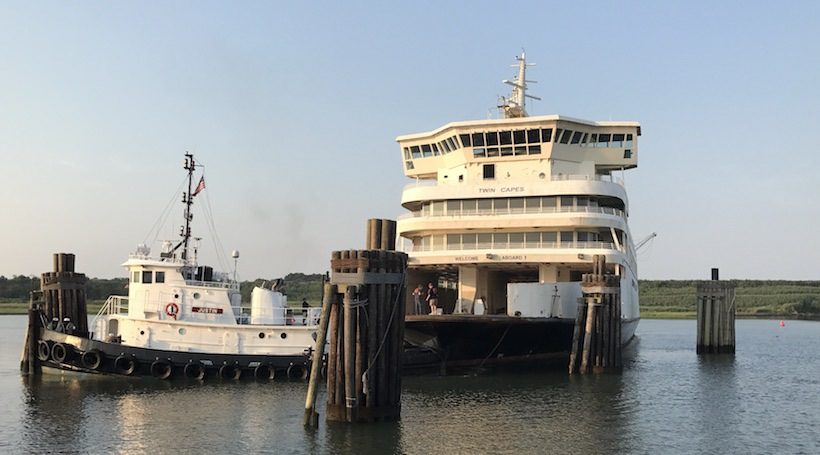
[181,153,196,261]
[170,153,198,262]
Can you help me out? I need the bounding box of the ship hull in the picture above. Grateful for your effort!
[402,315,638,372]
[36,328,312,380]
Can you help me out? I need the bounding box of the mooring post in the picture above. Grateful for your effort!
[321,225,407,423]
[304,282,336,427]
[570,255,622,374]
[696,268,736,354]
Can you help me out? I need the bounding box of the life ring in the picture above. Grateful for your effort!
[165,302,180,320]
[37,340,51,361]
[81,349,104,370]
[150,360,173,379]
[184,362,205,380]
[114,355,137,375]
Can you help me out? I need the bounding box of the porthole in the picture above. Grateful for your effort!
[174,294,179,299]
[178,328,186,335]
[280,332,287,339]
[258,332,265,339]
[539,172,545,179]
[193,292,200,299]
[140,330,145,335]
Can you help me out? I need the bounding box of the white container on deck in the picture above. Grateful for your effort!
[250,287,286,325]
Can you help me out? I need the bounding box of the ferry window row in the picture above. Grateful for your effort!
[132,270,166,284]
[412,230,612,252]
[403,129,635,164]
[403,135,462,160]
[414,196,624,217]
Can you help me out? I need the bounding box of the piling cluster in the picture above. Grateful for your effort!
[322,249,407,423]
[696,280,736,354]
[569,255,622,374]
[41,253,89,336]
[21,253,89,375]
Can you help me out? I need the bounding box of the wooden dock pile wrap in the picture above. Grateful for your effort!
[304,219,407,426]
[569,255,622,374]
[696,271,736,354]
[20,253,89,375]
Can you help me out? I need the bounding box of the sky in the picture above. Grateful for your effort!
[1,1,819,280]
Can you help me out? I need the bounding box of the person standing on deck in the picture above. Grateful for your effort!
[426,282,439,315]
[412,284,424,315]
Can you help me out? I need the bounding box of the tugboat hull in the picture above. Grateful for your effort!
[37,329,312,380]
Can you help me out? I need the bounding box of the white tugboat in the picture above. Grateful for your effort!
[35,154,320,380]
[397,53,642,369]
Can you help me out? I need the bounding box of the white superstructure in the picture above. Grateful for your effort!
[396,54,640,336]
[91,154,319,359]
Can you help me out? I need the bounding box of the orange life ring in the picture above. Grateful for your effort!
[165,302,180,320]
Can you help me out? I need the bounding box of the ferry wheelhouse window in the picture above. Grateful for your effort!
[559,130,573,144]
[541,128,552,142]
[570,131,583,144]
[459,134,471,147]
[482,164,495,180]
[132,271,140,283]
[155,271,165,283]
[142,271,153,284]
[410,146,421,159]
[527,129,541,143]
[499,131,512,146]
[513,130,526,144]
[421,144,432,157]
[485,131,499,146]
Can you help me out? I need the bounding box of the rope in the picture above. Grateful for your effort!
[143,176,188,247]
[361,271,407,390]
[476,324,512,371]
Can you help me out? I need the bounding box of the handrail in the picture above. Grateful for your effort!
[402,174,623,192]
[398,205,624,220]
[91,295,129,331]
[410,241,618,253]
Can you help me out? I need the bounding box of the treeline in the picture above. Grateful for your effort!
[0,275,126,300]
[639,280,820,315]
[0,273,324,306]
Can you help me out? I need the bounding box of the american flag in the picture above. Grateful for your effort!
[193,176,206,196]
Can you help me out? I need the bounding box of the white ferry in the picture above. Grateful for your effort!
[35,154,320,380]
[397,54,642,369]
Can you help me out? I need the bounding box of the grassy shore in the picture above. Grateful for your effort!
[0,300,104,315]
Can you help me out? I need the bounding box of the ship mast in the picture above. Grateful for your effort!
[498,52,541,118]
[170,153,197,262]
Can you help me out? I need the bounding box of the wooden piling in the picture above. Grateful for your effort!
[304,282,336,427]
[569,255,623,374]
[41,253,88,336]
[696,275,736,354]
[321,245,407,423]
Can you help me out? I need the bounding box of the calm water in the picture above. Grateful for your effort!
[1,317,818,454]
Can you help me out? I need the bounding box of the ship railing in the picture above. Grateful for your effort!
[409,241,618,252]
[90,296,129,334]
[184,279,239,290]
[552,174,624,185]
[397,206,624,220]
[236,307,323,326]
[401,174,623,192]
